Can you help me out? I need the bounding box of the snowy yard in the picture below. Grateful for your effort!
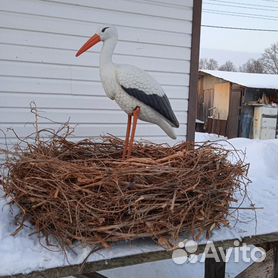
[0,133,277,277]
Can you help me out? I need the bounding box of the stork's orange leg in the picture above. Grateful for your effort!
[127,107,140,158]
[122,114,132,159]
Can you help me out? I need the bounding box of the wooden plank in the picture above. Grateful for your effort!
[0,39,190,62]
[0,30,190,72]
[205,249,226,278]
[150,0,194,8]
[206,118,227,137]
[235,248,274,278]
[186,0,202,142]
[0,93,118,110]
[0,60,189,86]
[226,87,242,139]
[0,12,192,47]
[0,0,192,33]
[46,0,193,21]
[0,233,277,278]
[0,109,188,125]
[0,93,188,110]
[0,77,189,99]
[274,242,278,278]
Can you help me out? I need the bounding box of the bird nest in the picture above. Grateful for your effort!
[0,126,249,250]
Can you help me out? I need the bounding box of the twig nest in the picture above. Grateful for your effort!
[1,135,249,249]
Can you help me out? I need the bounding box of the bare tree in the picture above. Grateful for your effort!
[199,58,218,70]
[239,58,264,73]
[261,42,278,74]
[219,60,237,72]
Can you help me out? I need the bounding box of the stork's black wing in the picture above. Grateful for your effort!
[116,64,179,128]
[121,86,179,128]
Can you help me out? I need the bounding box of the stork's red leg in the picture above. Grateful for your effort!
[127,107,140,158]
[122,114,132,159]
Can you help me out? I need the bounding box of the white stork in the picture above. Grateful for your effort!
[76,26,179,158]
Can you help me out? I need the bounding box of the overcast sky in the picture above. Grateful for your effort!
[200,0,278,63]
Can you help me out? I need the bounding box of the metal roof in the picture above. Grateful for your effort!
[200,70,278,90]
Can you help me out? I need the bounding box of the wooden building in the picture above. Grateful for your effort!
[198,70,278,139]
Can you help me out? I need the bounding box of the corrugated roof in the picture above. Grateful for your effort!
[200,70,278,90]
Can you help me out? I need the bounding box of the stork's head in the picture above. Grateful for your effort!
[75,26,118,57]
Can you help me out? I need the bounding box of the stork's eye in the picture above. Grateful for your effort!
[101,27,109,33]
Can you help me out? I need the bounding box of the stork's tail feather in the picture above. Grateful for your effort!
[158,120,177,139]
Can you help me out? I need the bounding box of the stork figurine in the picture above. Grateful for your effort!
[76,26,179,159]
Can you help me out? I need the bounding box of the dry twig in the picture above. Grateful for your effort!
[0,124,250,250]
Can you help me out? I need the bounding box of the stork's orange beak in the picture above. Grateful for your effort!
[75,34,101,57]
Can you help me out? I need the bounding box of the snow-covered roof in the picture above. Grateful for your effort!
[200,70,278,90]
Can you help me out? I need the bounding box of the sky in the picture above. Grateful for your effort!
[200,0,278,65]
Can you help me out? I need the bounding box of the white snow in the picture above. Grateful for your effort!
[195,132,227,142]
[200,70,278,90]
[0,132,277,277]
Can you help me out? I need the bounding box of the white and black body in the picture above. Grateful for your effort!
[76,26,179,158]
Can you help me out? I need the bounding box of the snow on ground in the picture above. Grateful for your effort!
[0,133,277,277]
[195,132,227,142]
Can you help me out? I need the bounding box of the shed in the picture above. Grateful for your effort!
[0,0,202,146]
[198,70,278,139]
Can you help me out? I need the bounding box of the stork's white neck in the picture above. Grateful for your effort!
[99,37,118,100]
[100,37,117,68]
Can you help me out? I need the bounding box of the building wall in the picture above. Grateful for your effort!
[197,74,229,121]
[213,83,230,120]
[0,0,195,145]
[201,75,224,90]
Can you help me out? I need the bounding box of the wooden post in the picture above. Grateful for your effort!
[274,242,278,278]
[204,249,226,278]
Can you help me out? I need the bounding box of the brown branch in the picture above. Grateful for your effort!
[0,121,251,252]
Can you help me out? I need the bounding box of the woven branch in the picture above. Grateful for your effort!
[0,125,250,250]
